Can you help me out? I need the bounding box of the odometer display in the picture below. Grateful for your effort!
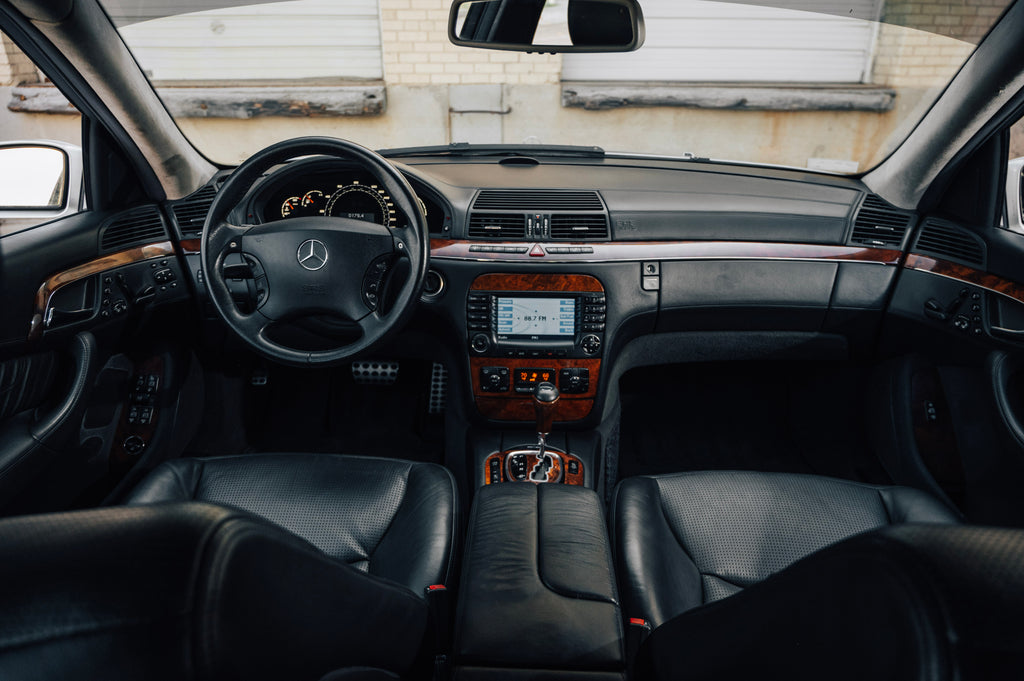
[326,182,394,226]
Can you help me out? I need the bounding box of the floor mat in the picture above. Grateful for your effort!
[238,360,445,464]
[617,361,891,485]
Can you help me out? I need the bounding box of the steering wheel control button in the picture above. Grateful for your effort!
[480,366,510,393]
[361,255,394,311]
[296,239,329,271]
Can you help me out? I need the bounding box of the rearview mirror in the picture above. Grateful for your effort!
[0,144,68,210]
[448,0,645,53]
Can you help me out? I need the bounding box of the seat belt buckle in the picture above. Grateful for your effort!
[626,617,652,666]
[425,585,451,680]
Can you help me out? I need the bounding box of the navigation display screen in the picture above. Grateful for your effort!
[497,297,575,338]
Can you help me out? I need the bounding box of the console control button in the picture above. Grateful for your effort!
[508,454,529,481]
[471,333,491,354]
[559,367,590,394]
[581,334,602,355]
[480,366,510,393]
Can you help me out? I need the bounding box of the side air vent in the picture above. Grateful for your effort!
[913,219,985,268]
[171,184,217,234]
[468,213,526,239]
[99,206,167,252]
[473,189,604,211]
[849,194,913,249]
[550,214,609,240]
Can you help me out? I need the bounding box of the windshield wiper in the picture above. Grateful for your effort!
[379,143,606,159]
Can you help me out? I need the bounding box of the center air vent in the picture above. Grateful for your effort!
[171,184,218,236]
[913,219,985,268]
[468,213,526,239]
[550,214,608,240]
[849,194,913,249]
[99,206,167,253]
[473,189,604,212]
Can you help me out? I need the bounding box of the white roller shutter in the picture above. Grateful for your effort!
[563,0,882,83]
[114,0,383,82]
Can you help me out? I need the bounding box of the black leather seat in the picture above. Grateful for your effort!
[612,470,960,628]
[0,502,435,680]
[125,453,458,595]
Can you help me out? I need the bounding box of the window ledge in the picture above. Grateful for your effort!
[561,82,896,112]
[9,83,387,118]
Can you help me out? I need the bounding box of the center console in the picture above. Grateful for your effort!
[454,484,625,680]
[467,273,605,422]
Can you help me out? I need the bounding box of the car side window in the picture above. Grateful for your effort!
[0,30,83,236]
[1005,113,1024,233]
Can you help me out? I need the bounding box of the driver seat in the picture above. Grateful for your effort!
[124,453,458,596]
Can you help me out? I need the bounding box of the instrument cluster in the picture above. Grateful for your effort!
[260,170,402,227]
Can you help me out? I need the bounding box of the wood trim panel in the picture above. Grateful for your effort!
[904,253,1024,305]
[483,450,584,486]
[180,238,201,255]
[433,239,901,265]
[475,396,595,422]
[471,357,601,422]
[470,273,605,293]
[29,241,176,341]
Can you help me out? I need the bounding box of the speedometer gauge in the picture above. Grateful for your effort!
[326,182,395,227]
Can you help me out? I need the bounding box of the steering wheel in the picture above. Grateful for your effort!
[200,137,428,366]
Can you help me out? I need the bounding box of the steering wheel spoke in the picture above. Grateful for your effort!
[200,137,427,367]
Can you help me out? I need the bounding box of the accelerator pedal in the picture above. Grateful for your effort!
[351,361,399,385]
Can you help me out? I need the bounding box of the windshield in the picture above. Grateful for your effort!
[100,0,1010,173]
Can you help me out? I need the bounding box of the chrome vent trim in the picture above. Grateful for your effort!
[849,194,913,249]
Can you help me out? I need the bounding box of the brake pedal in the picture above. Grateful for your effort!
[429,362,448,414]
[351,361,399,385]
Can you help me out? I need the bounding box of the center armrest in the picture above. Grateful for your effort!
[454,484,625,679]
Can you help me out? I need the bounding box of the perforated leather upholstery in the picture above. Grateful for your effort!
[612,471,960,627]
[125,453,458,593]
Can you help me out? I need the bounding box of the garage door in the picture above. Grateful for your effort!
[107,0,383,81]
[562,0,882,83]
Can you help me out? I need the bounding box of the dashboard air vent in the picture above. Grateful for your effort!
[550,214,609,240]
[913,219,985,268]
[468,213,526,239]
[100,206,167,252]
[473,189,603,211]
[171,184,217,234]
[849,194,913,249]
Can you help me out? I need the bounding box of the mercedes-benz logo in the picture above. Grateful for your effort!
[297,239,329,271]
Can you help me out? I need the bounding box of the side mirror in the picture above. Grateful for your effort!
[0,144,69,210]
[0,142,83,236]
[448,0,645,53]
[1008,157,1024,234]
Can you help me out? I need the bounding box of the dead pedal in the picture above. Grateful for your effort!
[351,361,399,385]
[429,362,448,414]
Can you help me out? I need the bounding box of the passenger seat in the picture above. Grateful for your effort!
[612,470,960,628]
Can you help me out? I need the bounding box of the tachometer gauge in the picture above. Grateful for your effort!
[326,182,395,226]
[301,190,326,215]
[280,196,301,218]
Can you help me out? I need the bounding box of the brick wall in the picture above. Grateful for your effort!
[379,0,561,85]
[0,33,40,86]
[871,0,1005,87]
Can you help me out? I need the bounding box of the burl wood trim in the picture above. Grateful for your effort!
[470,273,605,293]
[29,241,176,341]
[475,396,595,422]
[483,451,584,486]
[432,239,900,265]
[904,254,1024,305]
[180,238,201,255]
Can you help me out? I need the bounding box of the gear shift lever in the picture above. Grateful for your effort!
[533,381,559,458]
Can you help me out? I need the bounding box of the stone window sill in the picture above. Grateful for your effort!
[561,82,896,112]
[8,83,386,118]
